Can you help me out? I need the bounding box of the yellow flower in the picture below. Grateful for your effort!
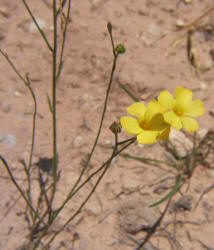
[120,100,170,144]
[158,86,205,132]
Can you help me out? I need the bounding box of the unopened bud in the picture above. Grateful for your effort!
[109,122,122,134]
[107,22,112,34]
[115,44,125,54]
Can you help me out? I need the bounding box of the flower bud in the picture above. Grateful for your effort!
[115,44,125,54]
[107,22,112,34]
[109,122,122,134]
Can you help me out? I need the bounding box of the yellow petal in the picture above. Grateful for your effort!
[180,116,199,132]
[184,99,205,117]
[158,90,175,109]
[164,110,182,130]
[120,116,143,134]
[144,101,158,122]
[126,102,146,120]
[137,130,158,144]
[144,100,167,122]
[150,113,168,130]
[174,86,192,105]
[148,100,167,113]
[158,126,170,140]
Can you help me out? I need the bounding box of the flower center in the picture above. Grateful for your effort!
[173,104,185,116]
[140,121,152,130]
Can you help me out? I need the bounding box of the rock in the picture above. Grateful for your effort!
[148,23,160,36]
[176,19,186,28]
[200,82,210,91]
[118,197,160,233]
[0,134,4,142]
[194,89,209,101]
[199,60,213,72]
[194,183,204,193]
[184,0,192,3]
[14,90,21,97]
[0,6,10,18]
[209,109,214,117]
[202,201,214,221]
[72,135,83,147]
[4,134,17,146]
[169,129,193,157]
[197,128,209,139]
[170,195,193,212]
[162,5,175,12]
[207,169,214,178]
[122,176,139,191]
[1,103,11,113]
[84,202,102,216]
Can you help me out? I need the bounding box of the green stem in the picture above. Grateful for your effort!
[33,137,136,248]
[22,0,53,52]
[0,155,43,223]
[0,49,39,224]
[122,153,174,167]
[65,37,119,205]
[46,134,131,247]
[56,0,72,80]
[50,0,58,205]
[117,136,136,145]
[25,77,37,219]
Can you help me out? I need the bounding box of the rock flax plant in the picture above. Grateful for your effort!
[0,1,131,249]
[0,1,207,249]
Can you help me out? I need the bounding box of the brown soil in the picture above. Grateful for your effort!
[0,0,214,249]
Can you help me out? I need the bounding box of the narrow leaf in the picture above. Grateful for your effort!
[122,153,173,166]
[117,81,139,102]
[150,173,183,207]
[47,93,53,113]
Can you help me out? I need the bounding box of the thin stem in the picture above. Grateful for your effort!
[45,133,126,247]
[0,155,43,223]
[50,0,58,205]
[66,30,119,203]
[0,49,38,223]
[117,136,136,145]
[25,76,37,220]
[33,137,136,248]
[22,0,53,52]
[26,76,37,171]
[122,153,174,167]
[56,0,72,79]
[0,49,27,85]
[55,137,136,216]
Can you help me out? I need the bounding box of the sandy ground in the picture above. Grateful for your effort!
[0,0,214,249]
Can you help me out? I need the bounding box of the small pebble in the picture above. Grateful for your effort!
[197,128,208,139]
[200,82,210,91]
[170,195,193,212]
[184,0,192,3]
[4,134,17,146]
[72,135,83,147]
[209,109,214,117]
[14,90,21,97]
[84,202,101,216]
[1,103,11,112]
[176,19,186,28]
[169,129,193,157]
[0,134,4,142]
[148,23,160,36]
[122,176,139,190]
[0,6,10,18]
[199,60,212,72]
